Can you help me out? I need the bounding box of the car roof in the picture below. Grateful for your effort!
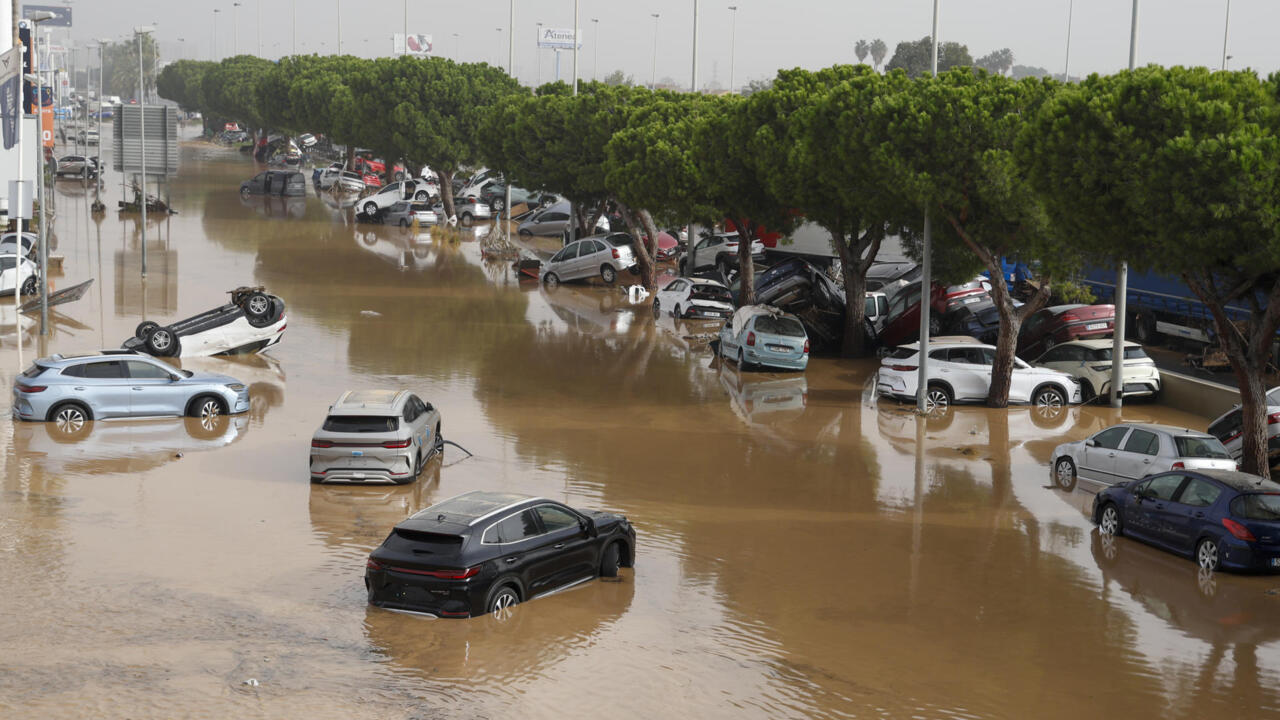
[686,277,727,287]
[1114,422,1214,438]
[41,349,144,365]
[1044,304,1086,315]
[399,490,542,532]
[1191,469,1280,492]
[330,389,409,414]
[1056,338,1140,349]
[899,337,988,351]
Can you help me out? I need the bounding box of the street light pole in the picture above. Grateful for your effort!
[691,0,699,93]
[336,0,342,54]
[650,13,660,89]
[136,26,154,279]
[1221,0,1231,71]
[212,9,219,60]
[572,0,579,95]
[1111,0,1139,409]
[916,0,939,414]
[505,0,513,238]
[728,5,738,93]
[402,0,407,55]
[453,32,460,62]
[233,2,240,56]
[291,0,296,56]
[257,0,262,56]
[1063,0,1073,82]
[536,23,542,84]
[591,18,598,81]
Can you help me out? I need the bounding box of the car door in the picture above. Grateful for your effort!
[75,360,133,418]
[554,241,582,279]
[1130,473,1190,547]
[1080,426,1130,485]
[530,503,596,588]
[1208,408,1244,459]
[659,279,685,313]
[124,360,186,416]
[404,395,429,455]
[945,347,994,401]
[1007,356,1044,402]
[1165,476,1223,553]
[1113,427,1160,482]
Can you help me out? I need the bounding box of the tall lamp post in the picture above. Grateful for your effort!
[591,18,598,82]
[915,0,939,413]
[452,32,460,62]
[1221,0,1231,71]
[727,5,738,93]
[336,0,342,54]
[690,0,699,93]
[212,9,219,61]
[504,0,513,237]
[232,2,241,55]
[94,37,108,213]
[650,13,660,89]
[1108,1,1139,409]
[535,22,542,85]
[26,10,57,337]
[1063,0,1073,82]
[135,25,155,278]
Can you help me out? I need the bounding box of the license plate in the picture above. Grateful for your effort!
[963,296,982,304]
[767,344,791,353]
[1271,558,1280,568]
[351,450,364,457]
[1086,322,1108,330]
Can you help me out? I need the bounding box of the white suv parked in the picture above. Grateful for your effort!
[877,339,1081,411]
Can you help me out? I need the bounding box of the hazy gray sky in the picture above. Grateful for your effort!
[58,0,1276,88]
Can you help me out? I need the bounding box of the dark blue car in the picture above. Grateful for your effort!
[1093,469,1280,572]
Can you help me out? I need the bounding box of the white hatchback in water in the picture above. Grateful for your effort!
[1050,422,1236,490]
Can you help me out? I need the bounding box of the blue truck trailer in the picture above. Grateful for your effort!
[1081,268,1257,347]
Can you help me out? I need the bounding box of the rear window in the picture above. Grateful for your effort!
[322,415,399,432]
[1231,494,1280,520]
[1174,436,1231,459]
[20,363,45,378]
[888,347,918,360]
[384,529,463,555]
[692,286,731,302]
[754,316,806,337]
[1089,346,1150,361]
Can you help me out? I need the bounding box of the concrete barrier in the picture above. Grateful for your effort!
[1158,370,1240,419]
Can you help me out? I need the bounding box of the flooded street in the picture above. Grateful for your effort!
[3,131,1280,719]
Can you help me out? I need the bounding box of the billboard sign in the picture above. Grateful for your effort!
[22,5,72,26]
[393,33,433,56]
[39,85,52,149]
[537,27,581,50]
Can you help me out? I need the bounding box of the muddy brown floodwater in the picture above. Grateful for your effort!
[3,130,1280,719]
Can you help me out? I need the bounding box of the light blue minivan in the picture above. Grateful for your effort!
[718,306,810,371]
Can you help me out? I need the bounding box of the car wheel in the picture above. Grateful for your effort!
[600,265,617,285]
[412,449,423,478]
[487,585,519,619]
[188,395,225,420]
[432,425,443,456]
[1054,457,1078,491]
[1033,385,1067,408]
[652,299,661,319]
[240,186,250,196]
[1099,503,1122,536]
[459,213,474,228]
[362,202,378,217]
[415,191,427,201]
[924,384,952,413]
[398,218,409,228]
[48,402,91,438]
[492,197,505,212]
[1079,380,1096,404]
[19,276,37,296]
[518,228,533,237]
[243,292,272,319]
[146,327,176,356]
[1197,537,1221,571]
[543,273,559,289]
[600,542,621,578]
[135,320,159,341]
[738,349,754,371]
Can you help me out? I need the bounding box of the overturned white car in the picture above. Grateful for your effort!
[124,287,287,358]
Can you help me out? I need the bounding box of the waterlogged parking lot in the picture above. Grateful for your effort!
[3,135,1280,719]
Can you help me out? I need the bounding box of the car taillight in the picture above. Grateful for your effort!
[803,339,810,354]
[311,439,333,448]
[747,332,756,346]
[889,365,917,372]
[1060,314,1079,324]
[612,248,620,259]
[1171,461,1185,470]
[366,558,383,570]
[1269,412,1280,425]
[17,384,46,392]
[431,566,481,580]
[1223,517,1257,542]
[382,439,412,449]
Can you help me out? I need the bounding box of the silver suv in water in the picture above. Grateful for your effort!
[540,233,637,287]
[309,389,442,484]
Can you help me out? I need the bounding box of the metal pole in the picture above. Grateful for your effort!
[536,23,542,84]
[504,0,512,236]
[403,0,407,55]
[138,30,147,278]
[1111,0,1138,409]
[96,43,103,209]
[554,48,559,82]
[36,30,47,334]
[1221,0,1231,71]
[691,0,698,93]
[1063,0,1073,82]
[592,18,598,82]
[728,6,737,93]
[233,3,239,56]
[212,9,218,61]
[336,0,342,54]
[258,0,262,56]
[292,0,296,56]
[650,14,659,89]
[916,0,939,413]
[13,8,23,370]
[572,0,579,94]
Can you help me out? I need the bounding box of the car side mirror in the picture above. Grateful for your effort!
[581,517,598,538]
[169,375,181,382]
[1085,438,1097,447]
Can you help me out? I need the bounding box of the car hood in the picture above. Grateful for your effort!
[185,371,243,386]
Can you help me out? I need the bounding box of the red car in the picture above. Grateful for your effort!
[1016,304,1115,358]
[878,279,989,348]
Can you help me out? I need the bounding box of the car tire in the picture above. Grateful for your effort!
[411,449,423,479]
[675,305,685,319]
[924,384,952,413]
[1033,385,1067,408]
[600,542,621,578]
[487,584,520,618]
[1197,537,1221,571]
[543,272,560,289]
[243,292,272,319]
[47,401,92,439]
[432,425,443,457]
[518,228,533,237]
[738,349,754,371]
[135,320,160,341]
[652,299,661,318]
[1079,380,1096,404]
[492,197,505,212]
[362,202,378,217]
[240,186,250,197]
[415,191,428,201]
[19,276,37,296]
[146,327,177,356]
[187,395,226,421]
[1054,457,1078,491]
[601,265,617,285]
[1098,503,1123,536]
[398,218,409,228]
[459,213,474,228]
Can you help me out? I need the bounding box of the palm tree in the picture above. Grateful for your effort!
[870,38,888,71]
[854,39,870,65]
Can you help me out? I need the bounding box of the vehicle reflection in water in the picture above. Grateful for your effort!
[537,283,638,340]
[113,243,178,317]
[353,228,436,271]
[12,414,248,476]
[719,362,808,426]
[307,461,440,561]
[1091,530,1280,714]
[0,304,38,345]
[238,192,306,220]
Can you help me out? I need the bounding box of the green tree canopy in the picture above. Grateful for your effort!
[885,37,973,77]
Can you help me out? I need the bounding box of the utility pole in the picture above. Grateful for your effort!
[1221,0,1231,71]
[728,5,738,93]
[1063,0,1073,82]
[233,2,240,56]
[691,0,699,93]
[504,0,512,239]
[570,0,578,248]
[650,13,660,89]
[136,26,154,278]
[591,18,598,82]
[336,0,342,54]
[1111,0,1138,409]
[916,0,939,413]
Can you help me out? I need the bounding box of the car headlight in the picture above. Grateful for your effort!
[225,383,246,391]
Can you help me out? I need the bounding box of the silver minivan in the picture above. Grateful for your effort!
[540,233,637,286]
[309,389,442,484]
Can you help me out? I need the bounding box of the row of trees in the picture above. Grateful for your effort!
[159,57,1280,478]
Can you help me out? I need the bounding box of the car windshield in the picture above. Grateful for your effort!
[1089,346,1150,361]
[1174,436,1231,459]
[754,316,806,337]
[1231,493,1280,520]
[322,415,399,432]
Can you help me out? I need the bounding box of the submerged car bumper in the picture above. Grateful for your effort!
[743,346,808,371]
[1218,537,1280,572]
[365,566,484,617]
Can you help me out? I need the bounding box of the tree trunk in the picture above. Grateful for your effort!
[436,169,455,223]
[615,200,656,289]
[586,200,606,235]
[345,145,356,174]
[984,259,1051,407]
[839,227,885,358]
[734,221,755,305]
